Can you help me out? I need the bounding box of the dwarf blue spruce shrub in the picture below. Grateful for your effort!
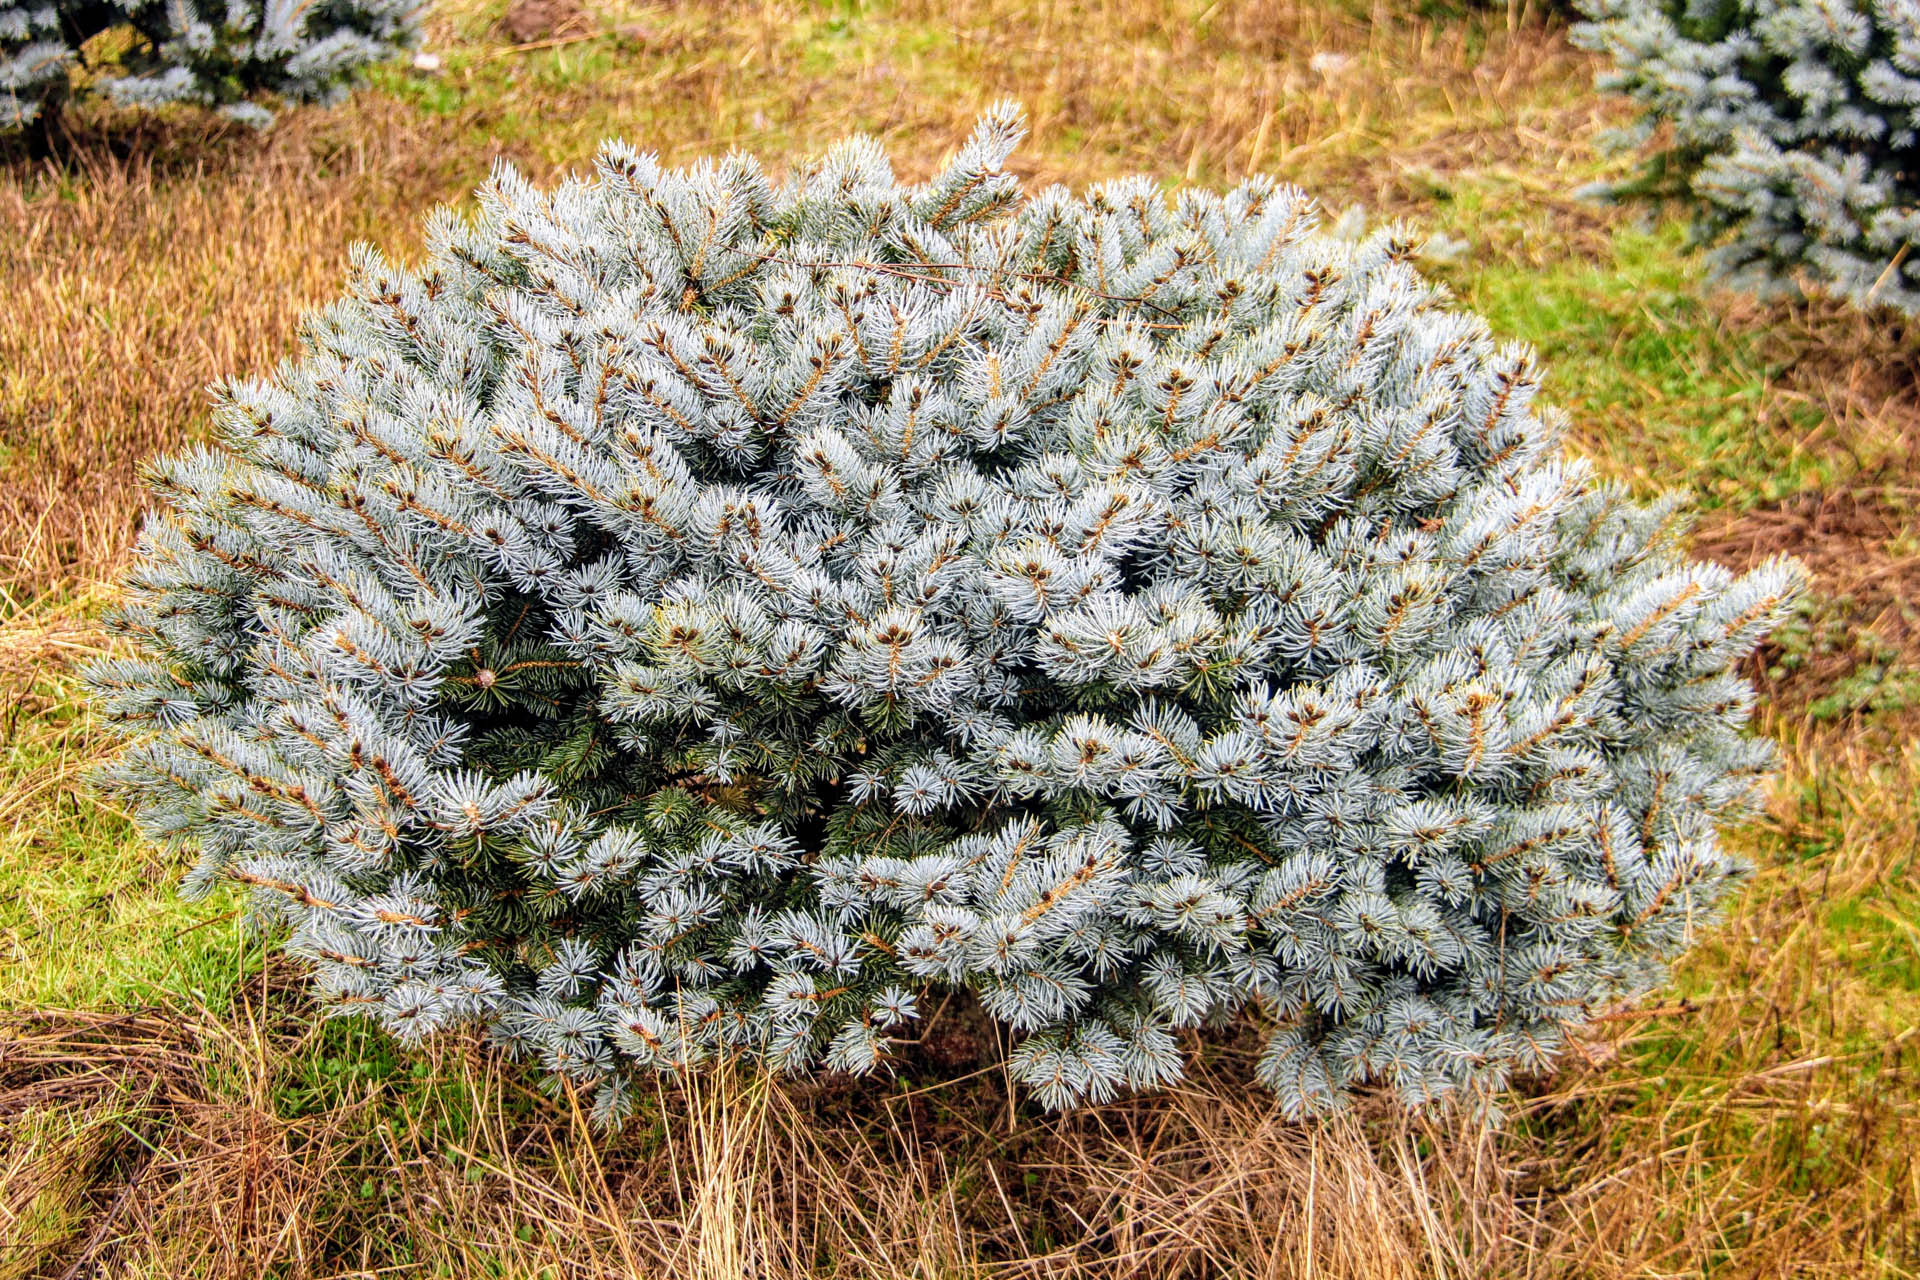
[88,106,1803,1124]
[0,0,417,133]
[1575,0,1920,314]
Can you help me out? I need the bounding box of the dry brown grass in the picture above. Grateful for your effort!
[4,966,1441,1279]
[1693,298,1920,728]
[4,0,1919,1276]
[0,978,1562,1279]
[6,868,1913,1280]
[0,104,471,608]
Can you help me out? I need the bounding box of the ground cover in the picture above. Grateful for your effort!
[2,1,1916,1274]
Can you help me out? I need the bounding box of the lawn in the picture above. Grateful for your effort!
[2,0,1917,1275]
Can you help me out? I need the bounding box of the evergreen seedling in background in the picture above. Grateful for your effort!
[89,106,1803,1124]
[1575,0,1920,315]
[0,0,418,135]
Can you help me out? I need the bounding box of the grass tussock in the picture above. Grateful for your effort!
[5,902,1913,1279]
[3,0,1919,1276]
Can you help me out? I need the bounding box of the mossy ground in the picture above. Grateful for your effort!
[2,1,1916,1275]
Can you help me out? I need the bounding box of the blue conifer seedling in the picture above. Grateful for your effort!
[90,106,1803,1124]
[1,0,418,134]
[1576,0,1920,314]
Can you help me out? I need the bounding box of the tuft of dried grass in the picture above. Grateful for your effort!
[6,875,1912,1280]
[0,978,370,1279]
[0,976,1499,1280]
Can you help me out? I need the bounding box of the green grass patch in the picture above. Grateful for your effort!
[0,666,255,1012]
[1454,223,1829,508]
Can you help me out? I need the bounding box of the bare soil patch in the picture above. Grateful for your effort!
[499,0,589,44]
[1698,477,1920,720]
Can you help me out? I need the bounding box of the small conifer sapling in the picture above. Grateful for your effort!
[90,106,1803,1124]
[1,0,418,136]
[1575,0,1920,314]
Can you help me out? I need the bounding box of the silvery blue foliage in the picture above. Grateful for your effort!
[1575,0,1920,314]
[1,0,417,132]
[88,106,1802,1125]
